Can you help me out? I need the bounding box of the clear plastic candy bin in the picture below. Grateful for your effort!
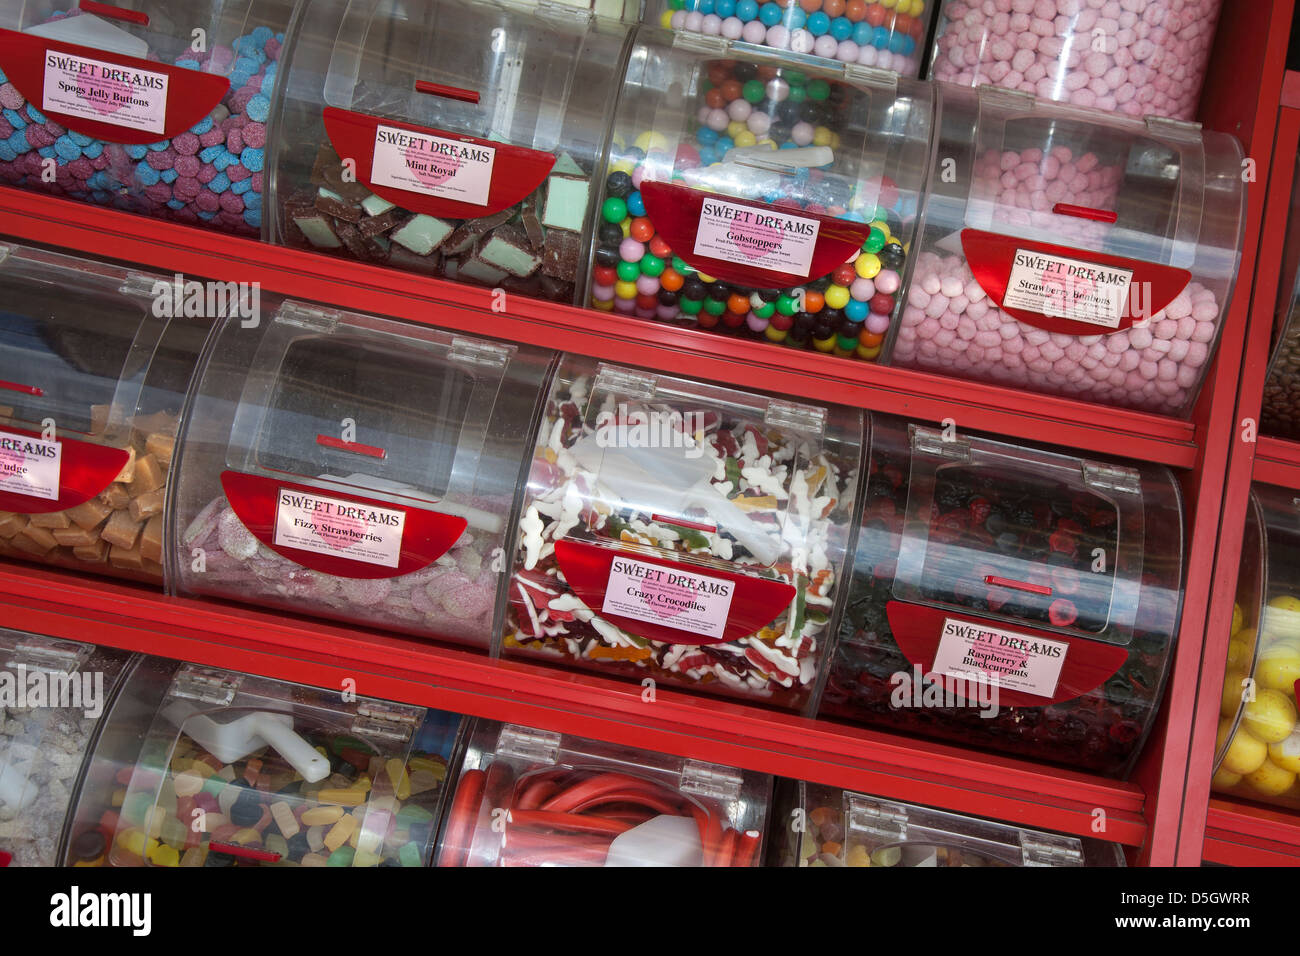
[501,354,864,712]
[0,244,211,584]
[1212,485,1300,809]
[888,84,1244,417]
[820,415,1184,778]
[590,30,932,362]
[169,298,554,651]
[771,779,1124,866]
[1260,151,1300,441]
[647,0,932,77]
[61,657,465,867]
[0,631,131,866]
[267,0,631,304]
[436,719,771,866]
[0,0,296,234]
[928,0,1222,122]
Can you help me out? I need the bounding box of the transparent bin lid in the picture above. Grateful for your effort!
[890,84,1246,417]
[0,244,210,584]
[820,414,1184,778]
[170,299,554,650]
[268,0,632,303]
[0,630,131,867]
[772,779,1122,867]
[436,718,771,867]
[502,353,864,712]
[0,0,295,235]
[1211,485,1300,808]
[66,659,464,867]
[589,31,931,364]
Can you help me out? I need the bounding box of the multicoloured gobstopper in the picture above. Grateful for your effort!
[504,374,853,711]
[820,435,1175,777]
[0,10,278,235]
[182,495,499,647]
[930,0,1222,122]
[659,0,929,77]
[894,146,1221,415]
[591,61,909,363]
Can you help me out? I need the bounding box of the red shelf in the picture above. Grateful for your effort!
[1255,435,1300,489]
[1204,799,1300,866]
[0,559,1147,846]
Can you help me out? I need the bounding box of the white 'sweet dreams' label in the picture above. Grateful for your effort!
[602,556,735,640]
[274,489,405,568]
[0,430,61,501]
[930,617,1068,698]
[370,124,495,205]
[694,198,819,275]
[1003,249,1133,327]
[43,52,168,134]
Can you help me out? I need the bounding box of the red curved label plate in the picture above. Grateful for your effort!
[886,601,1128,708]
[220,471,467,580]
[322,107,555,219]
[553,539,795,647]
[640,180,871,288]
[961,229,1192,336]
[0,30,229,144]
[0,427,127,515]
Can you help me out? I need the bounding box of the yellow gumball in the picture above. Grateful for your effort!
[812,126,833,147]
[1226,638,1252,672]
[1256,643,1300,692]
[1221,670,1249,719]
[1231,602,1244,636]
[824,284,851,310]
[733,130,757,149]
[1268,729,1300,774]
[1218,718,1268,775]
[634,131,669,154]
[1242,688,1297,744]
[726,120,747,140]
[1211,767,1242,789]
[1245,756,1297,797]
[658,9,674,27]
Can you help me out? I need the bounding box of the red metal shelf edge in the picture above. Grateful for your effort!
[1203,799,1300,865]
[0,188,1197,469]
[1254,435,1300,489]
[0,559,1147,845]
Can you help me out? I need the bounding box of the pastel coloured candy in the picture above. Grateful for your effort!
[929,0,1223,122]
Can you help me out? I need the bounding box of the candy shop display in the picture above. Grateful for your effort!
[888,84,1244,416]
[0,631,131,866]
[647,0,932,77]
[1211,485,1300,810]
[0,0,296,235]
[0,244,211,584]
[267,0,630,304]
[770,779,1124,866]
[819,415,1183,778]
[1261,151,1300,441]
[928,0,1222,122]
[436,718,771,866]
[62,657,465,867]
[501,355,863,712]
[169,299,553,650]
[591,31,932,362]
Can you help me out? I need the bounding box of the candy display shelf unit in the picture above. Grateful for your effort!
[0,0,1291,867]
[1184,69,1300,866]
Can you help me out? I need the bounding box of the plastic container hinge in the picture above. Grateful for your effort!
[496,724,562,764]
[595,365,657,401]
[1082,461,1141,495]
[978,86,1036,112]
[277,301,340,332]
[120,271,165,298]
[0,243,12,265]
[846,793,909,840]
[450,337,511,368]
[766,399,826,436]
[1020,831,1084,867]
[5,640,89,675]
[673,32,730,55]
[842,63,897,91]
[168,664,242,706]
[351,703,422,742]
[910,425,971,462]
[1145,115,1203,141]
[680,759,743,802]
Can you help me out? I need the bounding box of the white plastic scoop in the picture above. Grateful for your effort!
[604,814,704,867]
[163,703,331,783]
[26,13,150,59]
[0,758,36,812]
[570,435,781,565]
